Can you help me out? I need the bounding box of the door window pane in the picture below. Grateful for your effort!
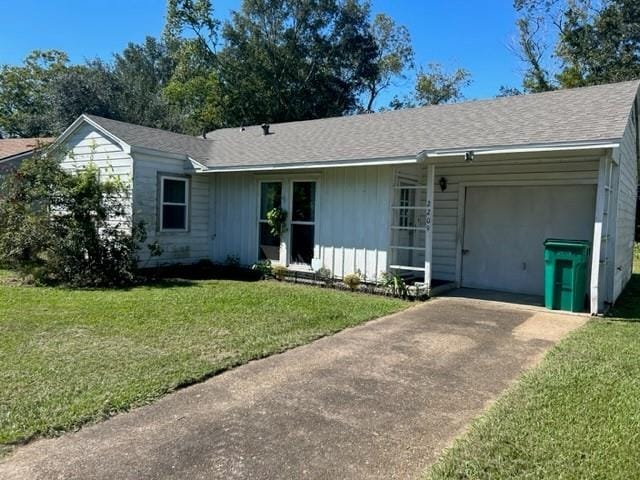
[291,224,314,264]
[260,182,282,219]
[292,182,315,221]
[259,223,281,261]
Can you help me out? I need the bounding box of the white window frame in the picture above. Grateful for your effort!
[159,175,189,232]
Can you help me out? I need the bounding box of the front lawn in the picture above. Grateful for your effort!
[0,273,406,451]
[425,274,640,479]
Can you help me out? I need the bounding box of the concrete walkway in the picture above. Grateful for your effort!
[0,294,586,480]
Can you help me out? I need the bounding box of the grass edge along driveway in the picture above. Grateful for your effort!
[0,274,407,454]
[425,275,640,480]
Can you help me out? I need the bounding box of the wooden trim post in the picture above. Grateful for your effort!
[424,164,435,289]
[590,156,608,314]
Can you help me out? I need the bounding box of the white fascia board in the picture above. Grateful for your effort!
[52,114,132,154]
[417,139,621,162]
[198,156,417,173]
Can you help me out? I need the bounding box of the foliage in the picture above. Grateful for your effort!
[512,0,640,92]
[0,1,469,137]
[316,266,334,286]
[215,0,378,126]
[0,50,68,137]
[379,271,408,298]
[251,259,273,278]
[343,272,362,291]
[272,264,288,281]
[362,13,414,112]
[266,207,288,236]
[0,152,145,286]
[414,63,472,106]
[0,275,406,450]
[112,37,183,132]
[224,254,240,266]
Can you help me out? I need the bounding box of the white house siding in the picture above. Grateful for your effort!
[60,123,133,228]
[211,165,394,281]
[612,101,639,302]
[399,156,602,282]
[132,152,211,266]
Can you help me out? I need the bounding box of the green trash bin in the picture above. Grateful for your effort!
[544,239,591,312]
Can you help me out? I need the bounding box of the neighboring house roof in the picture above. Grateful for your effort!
[72,80,639,171]
[0,137,54,161]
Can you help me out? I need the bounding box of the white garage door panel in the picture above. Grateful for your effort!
[461,185,596,295]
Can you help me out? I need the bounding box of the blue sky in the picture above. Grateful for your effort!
[0,0,524,105]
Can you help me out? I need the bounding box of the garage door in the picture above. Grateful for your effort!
[461,185,596,295]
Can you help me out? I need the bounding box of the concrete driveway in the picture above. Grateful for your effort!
[0,293,586,480]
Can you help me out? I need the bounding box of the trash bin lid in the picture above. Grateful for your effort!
[543,238,591,248]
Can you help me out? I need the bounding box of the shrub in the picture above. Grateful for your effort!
[224,254,240,266]
[252,259,272,278]
[379,271,408,298]
[0,152,146,287]
[316,266,333,286]
[272,264,288,281]
[343,272,361,291]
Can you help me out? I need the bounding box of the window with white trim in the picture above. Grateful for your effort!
[160,176,189,231]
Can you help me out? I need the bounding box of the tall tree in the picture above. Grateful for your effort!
[414,63,472,106]
[48,60,121,133]
[0,50,68,137]
[512,0,640,91]
[361,13,414,112]
[113,37,180,131]
[216,0,379,126]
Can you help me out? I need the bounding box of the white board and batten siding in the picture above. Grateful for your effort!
[612,98,639,302]
[212,165,394,281]
[132,152,211,266]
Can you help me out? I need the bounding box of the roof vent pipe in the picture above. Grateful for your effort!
[261,123,270,136]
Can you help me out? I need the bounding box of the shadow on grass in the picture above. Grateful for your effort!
[607,273,640,321]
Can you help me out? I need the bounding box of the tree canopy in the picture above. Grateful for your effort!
[513,0,640,92]
[2,0,473,137]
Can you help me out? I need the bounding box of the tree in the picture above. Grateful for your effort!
[556,0,640,87]
[0,50,68,137]
[361,13,414,112]
[512,0,640,91]
[113,37,181,131]
[48,60,121,133]
[215,0,379,126]
[414,63,472,106]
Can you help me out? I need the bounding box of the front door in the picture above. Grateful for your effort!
[290,181,316,265]
[461,184,596,295]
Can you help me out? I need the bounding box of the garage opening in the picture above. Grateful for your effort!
[460,184,596,297]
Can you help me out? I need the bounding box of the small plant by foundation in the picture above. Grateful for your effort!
[272,264,288,281]
[343,273,361,291]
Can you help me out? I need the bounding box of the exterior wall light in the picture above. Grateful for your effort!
[465,151,475,162]
[439,177,448,192]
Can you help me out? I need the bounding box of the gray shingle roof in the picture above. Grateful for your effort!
[84,115,213,163]
[87,80,639,170]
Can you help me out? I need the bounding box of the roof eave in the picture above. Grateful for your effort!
[198,155,417,173]
[417,139,621,162]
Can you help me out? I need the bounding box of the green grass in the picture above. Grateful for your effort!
[0,273,406,451]
[426,270,640,479]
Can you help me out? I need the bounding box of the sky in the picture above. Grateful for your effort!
[0,0,524,106]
